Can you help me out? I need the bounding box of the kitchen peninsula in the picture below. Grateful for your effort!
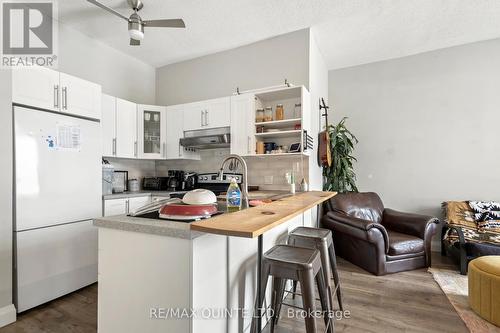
[94,191,335,333]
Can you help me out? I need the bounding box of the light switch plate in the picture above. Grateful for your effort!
[264,176,273,185]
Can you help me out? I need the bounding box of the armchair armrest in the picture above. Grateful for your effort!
[382,208,439,240]
[322,211,389,253]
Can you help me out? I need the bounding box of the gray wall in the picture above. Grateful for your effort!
[329,39,500,239]
[0,20,156,321]
[156,29,310,105]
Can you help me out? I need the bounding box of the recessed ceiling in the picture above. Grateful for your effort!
[58,0,500,69]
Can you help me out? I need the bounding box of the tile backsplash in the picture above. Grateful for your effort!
[104,157,156,183]
[155,149,309,191]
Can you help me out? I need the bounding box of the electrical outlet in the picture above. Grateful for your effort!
[264,176,273,185]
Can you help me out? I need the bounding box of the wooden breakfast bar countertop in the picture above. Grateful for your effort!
[190,191,337,238]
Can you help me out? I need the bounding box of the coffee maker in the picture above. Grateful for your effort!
[183,172,198,191]
[167,170,184,191]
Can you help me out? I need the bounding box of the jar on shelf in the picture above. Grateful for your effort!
[275,104,284,121]
[294,103,302,118]
[256,109,264,122]
[264,107,273,122]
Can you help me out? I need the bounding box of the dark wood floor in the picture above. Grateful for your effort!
[1,253,468,333]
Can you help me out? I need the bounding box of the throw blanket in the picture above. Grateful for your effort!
[469,201,500,231]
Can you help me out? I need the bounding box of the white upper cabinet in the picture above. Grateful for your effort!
[115,98,137,159]
[230,94,256,155]
[182,97,231,131]
[101,94,116,157]
[205,97,231,128]
[12,67,101,119]
[12,67,60,112]
[59,73,101,120]
[166,105,199,160]
[182,102,205,131]
[137,104,167,159]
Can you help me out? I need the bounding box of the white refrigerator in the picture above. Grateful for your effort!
[14,106,101,312]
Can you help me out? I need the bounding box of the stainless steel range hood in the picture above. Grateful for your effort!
[180,127,231,149]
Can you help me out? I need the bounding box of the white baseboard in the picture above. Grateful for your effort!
[0,304,16,328]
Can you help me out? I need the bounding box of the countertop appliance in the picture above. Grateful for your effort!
[167,170,184,191]
[182,172,198,191]
[143,177,170,191]
[195,172,243,195]
[14,106,101,312]
[179,127,230,149]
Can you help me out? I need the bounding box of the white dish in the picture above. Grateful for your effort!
[182,189,217,205]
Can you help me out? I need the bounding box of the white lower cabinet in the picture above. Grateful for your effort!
[104,198,127,217]
[103,196,151,217]
[128,196,151,212]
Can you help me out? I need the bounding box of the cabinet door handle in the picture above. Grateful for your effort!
[178,144,182,157]
[205,110,209,126]
[125,200,130,214]
[54,85,59,109]
[112,138,116,155]
[62,87,67,110]
[134,141,137,157]
[247,136,251,154]
[200,110,204,126]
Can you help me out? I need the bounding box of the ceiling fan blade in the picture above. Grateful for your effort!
[87,0,129,21]
[143,19,185,28]
[130,38,141,46]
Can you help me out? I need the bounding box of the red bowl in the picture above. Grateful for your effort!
[159,203,218,217]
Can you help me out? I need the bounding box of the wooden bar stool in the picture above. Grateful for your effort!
[288,227,343,311]
[251,244,333,333]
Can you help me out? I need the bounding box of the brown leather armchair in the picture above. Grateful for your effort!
[321,192,439,275]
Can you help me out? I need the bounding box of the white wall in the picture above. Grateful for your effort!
[0,20,156,326]
[156,29,310,106]
[0,70,15,326]
[58,23,156,104]
[308,28,329,191]
[329,39,500,247]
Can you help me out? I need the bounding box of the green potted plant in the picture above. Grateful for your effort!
[323,117,358,193]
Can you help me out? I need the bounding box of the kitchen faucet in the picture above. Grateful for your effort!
[219,154,249,208]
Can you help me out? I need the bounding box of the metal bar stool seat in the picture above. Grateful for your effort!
[252,244,333,333]
[287,227,343,311]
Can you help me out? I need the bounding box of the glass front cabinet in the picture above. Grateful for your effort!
[137,104,167,159]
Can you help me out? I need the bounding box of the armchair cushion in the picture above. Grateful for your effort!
[323,211,389,253]
[387,230,424,256]
[382,208,439,240]
[328,192,384,223]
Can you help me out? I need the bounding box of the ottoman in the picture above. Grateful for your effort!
[468,256,500,327]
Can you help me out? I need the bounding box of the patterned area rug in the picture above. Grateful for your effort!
[429,267,500,333]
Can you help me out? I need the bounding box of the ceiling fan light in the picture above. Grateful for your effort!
[129,28,144,40]
[128,20,144,40]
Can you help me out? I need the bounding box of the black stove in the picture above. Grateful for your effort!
[195,172,243,195]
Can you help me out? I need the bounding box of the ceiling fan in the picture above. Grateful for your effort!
[87,0,185,46]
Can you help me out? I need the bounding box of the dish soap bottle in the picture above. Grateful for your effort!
[226,177,242,212]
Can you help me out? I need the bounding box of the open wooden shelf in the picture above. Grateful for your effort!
[255,118,301,129]
[254,129,302,139]
[243,152,310,158]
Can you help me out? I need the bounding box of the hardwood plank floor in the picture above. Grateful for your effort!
[1,253,468,333]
